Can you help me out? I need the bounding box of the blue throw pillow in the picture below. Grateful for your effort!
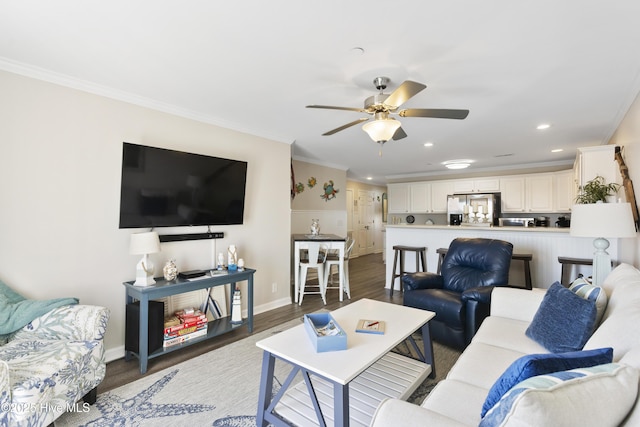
[525,282,597,353]
[480,347,613,417]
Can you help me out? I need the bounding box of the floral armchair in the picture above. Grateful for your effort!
[0,304,110,426]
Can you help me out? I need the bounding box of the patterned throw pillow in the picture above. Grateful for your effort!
[569,276,608,325]
[480,363,639,427]
[480,347,613,417]
[525,282,597,353]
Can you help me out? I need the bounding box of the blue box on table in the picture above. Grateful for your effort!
[303,313,348,352]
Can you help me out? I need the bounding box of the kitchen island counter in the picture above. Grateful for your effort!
[386,224,569,233]
[385,224,619,290]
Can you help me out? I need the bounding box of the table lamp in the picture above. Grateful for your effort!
[570,202,637,286]
[130,231,161,286]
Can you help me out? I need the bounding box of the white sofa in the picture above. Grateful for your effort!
[0,304,110,426]
[371,263,640,427]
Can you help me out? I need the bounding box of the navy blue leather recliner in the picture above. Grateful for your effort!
[402,238,513,350]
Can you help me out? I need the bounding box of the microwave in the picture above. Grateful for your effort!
[498,218,534,227]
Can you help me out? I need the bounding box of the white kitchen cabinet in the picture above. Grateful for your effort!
[554,170,575,212]
[431,181,455,213]
[452,178,500,193]
[575,145,620,189]
[500,177,526,212]
[501,173,560,213]
[409,182,431,212]
[526,175,554,212]
[387,183,410,213]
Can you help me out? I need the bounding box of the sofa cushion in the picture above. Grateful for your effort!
[480,347,613,417]
[447,342,529,390]
[620,347,640,426]
[599,263,640,323]
[472,316,547,355]
[421,379,490,426]
[585,267,640,361]
[480,363,639,427]
[569,277,608,325]
[525,282,597,353]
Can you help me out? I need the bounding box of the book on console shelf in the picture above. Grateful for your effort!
[163,326,208,348]
[163,318,208,335]
[174,308,207,322]
[164,323,207,340]
[163,308,208,336]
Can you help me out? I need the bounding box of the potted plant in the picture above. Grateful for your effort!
[575,175,621,204]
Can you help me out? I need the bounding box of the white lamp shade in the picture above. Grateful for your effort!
[362,119,401,142]
[129,231,161,255]
[570,203,637,238]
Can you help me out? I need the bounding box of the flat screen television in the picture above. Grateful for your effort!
[119,142,248,228]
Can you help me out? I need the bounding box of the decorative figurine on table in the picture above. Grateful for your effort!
[237,258,245,271]
[163,259,178,281]
[228,244,238,271]
[217,252,225,270]
[310,219,320,236]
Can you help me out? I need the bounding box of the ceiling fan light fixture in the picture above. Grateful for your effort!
[362,118,401,143]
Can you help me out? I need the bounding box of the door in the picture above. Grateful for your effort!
[357,190,375,256]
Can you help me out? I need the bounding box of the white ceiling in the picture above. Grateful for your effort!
[3,1,640,185]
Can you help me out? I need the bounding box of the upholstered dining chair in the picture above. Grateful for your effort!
[298,242,329,305]
[402,237,513,350]
[324,237,355,300]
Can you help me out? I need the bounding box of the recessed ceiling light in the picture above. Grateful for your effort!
[366,176,373,180]
[424,142,434,147]
[442,159,474,169]
[551,148,563,153]
[445,163,471,169]
[537,123,551,130]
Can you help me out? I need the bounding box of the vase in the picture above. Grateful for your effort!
[163,259,178,281]
[311,219,320,236]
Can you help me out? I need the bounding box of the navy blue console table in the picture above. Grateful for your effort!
[123,268,255,373]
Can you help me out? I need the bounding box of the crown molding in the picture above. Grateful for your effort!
[0,57,294,145]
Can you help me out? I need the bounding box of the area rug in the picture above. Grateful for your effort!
[54,319,459,427]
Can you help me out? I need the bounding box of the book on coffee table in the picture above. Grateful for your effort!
[356,319,385,335]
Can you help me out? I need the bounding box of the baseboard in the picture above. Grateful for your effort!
[105,346,125,363]
[253,297,291,315]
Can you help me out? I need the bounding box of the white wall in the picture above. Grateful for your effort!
[608,91,640,266]
[0,70,292,359]
[291,160,347,236]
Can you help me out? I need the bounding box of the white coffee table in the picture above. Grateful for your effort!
[256,299,435,427]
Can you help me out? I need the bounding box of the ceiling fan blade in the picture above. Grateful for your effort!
[306,105,367,113]
[399,108,469,120]
[322,118,369,136]
[392,127,407,141]
[383,81,427,109]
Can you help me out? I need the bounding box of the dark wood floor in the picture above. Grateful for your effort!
[102,253,400,392]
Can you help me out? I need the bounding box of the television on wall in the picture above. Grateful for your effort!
[119,142,248,229]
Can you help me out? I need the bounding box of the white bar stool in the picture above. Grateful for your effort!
[324,237,355,300]
[298,242,328,305]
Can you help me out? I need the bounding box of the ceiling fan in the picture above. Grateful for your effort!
[306,76,469,145]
